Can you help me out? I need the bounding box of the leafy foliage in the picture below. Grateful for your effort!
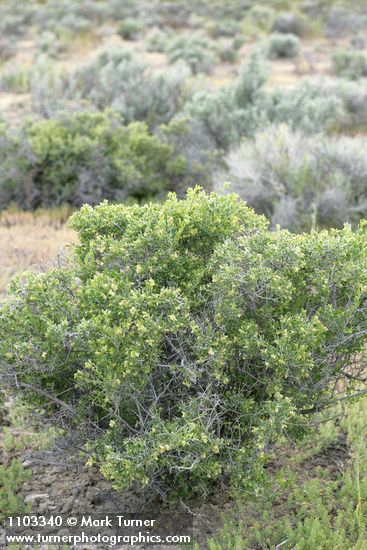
[1,190,367,500]
[0,111,183,208]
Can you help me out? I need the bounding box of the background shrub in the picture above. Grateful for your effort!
[206,18,240,38]
[325,7,363,38]
[74,48,189,126]
[0,39,16,62]
[272,12,308,37]
[0,111,183,208]
[145,28,170,53]
[217,36,244,63]
[265,33,301,59]
[2,190,367,500]
[29,56,74,118]
[268,80,344,133]
[0,63,30,94]
[165,33,215,75]
[117,18,143,40]
[183,51,269,149]
[242,5,275,36]
[332,49,367,80]
[216,125,367,231]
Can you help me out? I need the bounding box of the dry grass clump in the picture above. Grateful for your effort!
[0,208,75,297]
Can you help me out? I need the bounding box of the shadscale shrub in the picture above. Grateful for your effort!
[265,33,301,59]
[1,189,367,501]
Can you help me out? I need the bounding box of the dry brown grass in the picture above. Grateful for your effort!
[0,208,76,297]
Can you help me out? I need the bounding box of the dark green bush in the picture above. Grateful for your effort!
[2,189,367,500]
[0,111,183,208]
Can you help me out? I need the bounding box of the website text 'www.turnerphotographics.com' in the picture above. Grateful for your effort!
[2,513,193,547]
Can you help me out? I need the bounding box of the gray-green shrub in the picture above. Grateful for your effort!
[216,125,367,231]
[117,18,143,40]
[165,33,215,75]
[332,49,367,80]
[268,80,344,133]
[272,12,308,37]
[265,33,301,59]
[183,51,269,149]
[74,48,189,126]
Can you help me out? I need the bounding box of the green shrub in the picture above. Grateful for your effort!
[117,18,143,40]
[266,33,301,59]
[0,111,183,208]
[166,33,215,75]
[2,189,367,500]
[332,49,367,80]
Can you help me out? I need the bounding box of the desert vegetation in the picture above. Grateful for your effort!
[1,0,367,547]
